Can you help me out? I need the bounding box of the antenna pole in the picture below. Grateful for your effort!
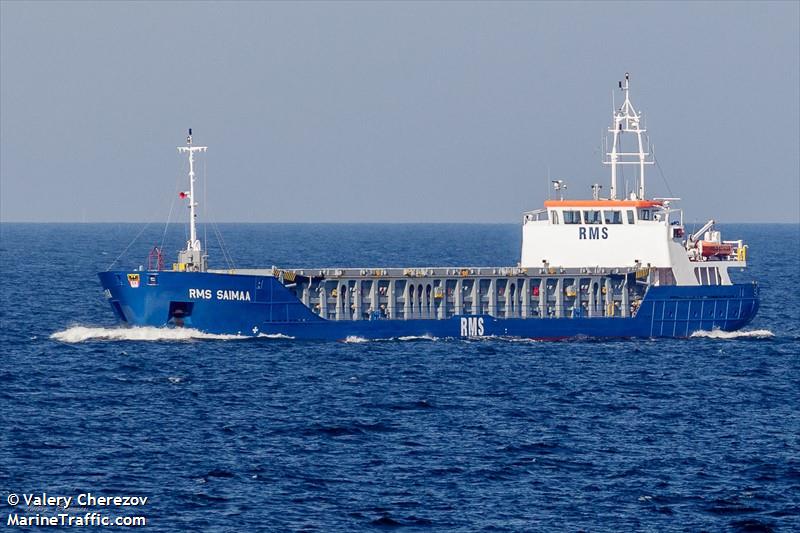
[609,115,619,200]
[177,129,208,271]
[603,73,653,200]
[188,139,198,250]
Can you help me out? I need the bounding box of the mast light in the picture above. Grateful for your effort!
[552,180,567,200]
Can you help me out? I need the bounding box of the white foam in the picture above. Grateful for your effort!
[257,333,295,340]
[343,334,439,343]
[51,326,248,343]
[395,334,438,341]
[476,335,543,343]
[690,328,774,340]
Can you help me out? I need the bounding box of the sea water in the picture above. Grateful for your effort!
[1,223,798,531]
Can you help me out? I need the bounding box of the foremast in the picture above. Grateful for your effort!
[604,73,653,200]
[177,129,208,272]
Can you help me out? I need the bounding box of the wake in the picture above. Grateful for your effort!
[343,334,439,343]
[51,326,775,343]
[690,329,774,340]
[50,326,293,343]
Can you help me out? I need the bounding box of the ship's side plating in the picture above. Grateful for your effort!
[99,268,758,340]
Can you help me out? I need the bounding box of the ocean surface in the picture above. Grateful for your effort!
[1,222,798,532]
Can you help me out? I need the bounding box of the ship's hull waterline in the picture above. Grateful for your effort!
[98,270,758,340]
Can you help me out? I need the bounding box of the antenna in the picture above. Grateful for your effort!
[603,73,653,200]
[552,180,567,201]
[177,129,208,271]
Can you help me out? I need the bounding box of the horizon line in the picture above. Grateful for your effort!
[2,220,799,225]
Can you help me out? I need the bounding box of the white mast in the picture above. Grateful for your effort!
[603,73,653,199]
[177,129,207,271]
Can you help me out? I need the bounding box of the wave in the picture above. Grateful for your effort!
[54,326,774,343]
[472,335,543,343]
[51,326,248,343]
[50,326,296,343]
[690,329,774,340]
[395,334,438,341]
[341,334,440,343]
[257,333,295,340]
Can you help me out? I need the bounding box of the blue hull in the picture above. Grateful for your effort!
[98,271,759,340]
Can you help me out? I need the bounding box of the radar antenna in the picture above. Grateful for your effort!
[603,73,653,200]
[552,180,567,200]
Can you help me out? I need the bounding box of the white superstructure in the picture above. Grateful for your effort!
[520,74,747,286]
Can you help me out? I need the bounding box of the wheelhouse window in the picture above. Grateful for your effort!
[627,210,635,224]
[526,209,548,222]
[582,210,602,224]
[563,210,582,224]
[639,209,651,221]
[550,210,559,224]
[603,210,622,224]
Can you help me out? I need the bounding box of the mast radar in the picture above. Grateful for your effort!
[603,73,654,200]
[552,180,567,200]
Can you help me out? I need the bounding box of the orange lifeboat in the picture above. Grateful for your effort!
[699,241,733,258]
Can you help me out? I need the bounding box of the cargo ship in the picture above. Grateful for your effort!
[98,74,758,340]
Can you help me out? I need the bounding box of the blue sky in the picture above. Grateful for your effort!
[1,1,798,223]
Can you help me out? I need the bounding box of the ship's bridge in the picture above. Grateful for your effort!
[532,199,675,226]
[520,198,687,271]
[519,73,748,287]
